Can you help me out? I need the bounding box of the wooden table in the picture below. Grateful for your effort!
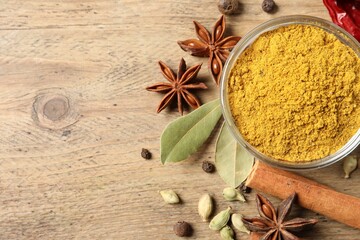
[0,0,359,239]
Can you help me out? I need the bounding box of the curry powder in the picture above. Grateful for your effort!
[228,25,360,162]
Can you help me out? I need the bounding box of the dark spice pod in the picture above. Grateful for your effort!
[146,59,207,115]
[177,16,241,85]
[242,193,318,239]
[202,161,215,173]
[141,148,152,159]
[173,221,192,237]
[217,0,239,15]
[262,0,276,13]
[239,182,252,194]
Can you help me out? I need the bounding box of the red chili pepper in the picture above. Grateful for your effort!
[323,0,360,42]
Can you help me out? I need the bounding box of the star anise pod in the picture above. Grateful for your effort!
[146,58,207,115]
[242,193,318,240]
[178,15,241,85]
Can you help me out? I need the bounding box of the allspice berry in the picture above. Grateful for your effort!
[202,161,215,173]
[262,0,276,13]
[141,148,151,159]
[173,221,192,237]
[217,0,239,15]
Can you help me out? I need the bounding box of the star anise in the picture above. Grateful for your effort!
[146,58,207,115]
[178,15,241,85]
[242,193,318,240]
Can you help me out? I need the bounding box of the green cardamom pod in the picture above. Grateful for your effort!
[209,206,231,231]
[220,226,234,240]
[198,193,213,221]
[222,187,245,202]
[343,155,358,179]
[231,213,250,234]
[159,190,180,204]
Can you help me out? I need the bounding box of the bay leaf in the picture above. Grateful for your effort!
[161,99,222,164]
[215,122,254,188]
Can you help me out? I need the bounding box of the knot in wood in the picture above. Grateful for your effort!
[43,97,69,121]
[32,91,79,130]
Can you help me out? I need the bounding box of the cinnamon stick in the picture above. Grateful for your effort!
[246,160,360,229]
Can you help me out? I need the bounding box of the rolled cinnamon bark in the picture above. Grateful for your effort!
[246,161,360,229]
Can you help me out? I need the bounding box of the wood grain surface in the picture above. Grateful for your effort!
[0,0,359,239]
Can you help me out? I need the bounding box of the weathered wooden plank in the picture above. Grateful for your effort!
[0,0,357,239]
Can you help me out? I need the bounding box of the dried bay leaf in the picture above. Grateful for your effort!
[215,123,254,188]
[161,99,222,164]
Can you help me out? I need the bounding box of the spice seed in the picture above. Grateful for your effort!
[220,225,235,240]
[177,16,241,85]
[202,161,216,173]
[159,190,180,204]
[145,59,207,115]
[209,206,232,231]
[242,193,318,239]
[173,221,193,237]
[252,220,267,227]
[223,187,246,202]
[141,148,152,159]
[198,193,214,221]
[262,0,276,13]
[343,155,358,179]
[261,204,273,219]
[217,0,239,15]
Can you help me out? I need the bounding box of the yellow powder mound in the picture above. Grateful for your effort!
[228,24,360,162]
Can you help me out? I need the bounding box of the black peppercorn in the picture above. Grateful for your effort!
[262,0,276,13]
[241,186,252,194]
[141,148,152,160]
[217,0,239,15]
[202,161,215,173]
[173,221,192,237]
[239,182,252,194]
